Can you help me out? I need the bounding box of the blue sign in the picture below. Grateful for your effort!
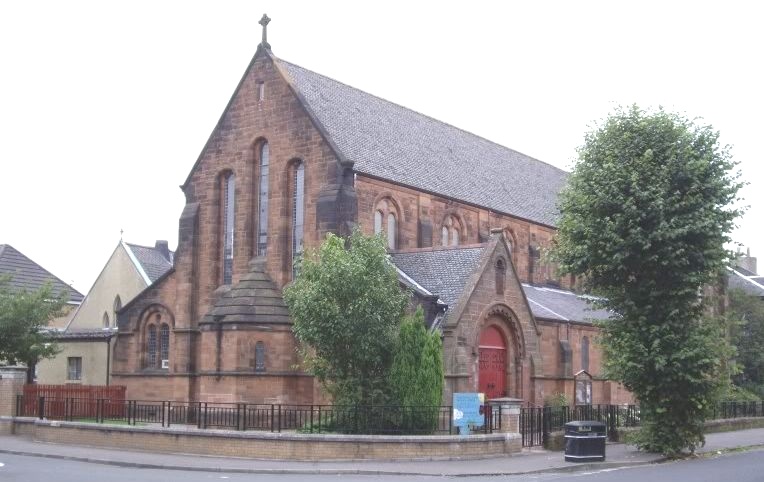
[453,392,485,435]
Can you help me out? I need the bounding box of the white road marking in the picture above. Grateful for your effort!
[0,462,5,467]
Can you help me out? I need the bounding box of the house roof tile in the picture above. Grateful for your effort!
[0,244,83,303]
[729,268,764,298]
[124,243,173,284]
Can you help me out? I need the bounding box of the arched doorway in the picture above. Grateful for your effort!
[479,325,507,399]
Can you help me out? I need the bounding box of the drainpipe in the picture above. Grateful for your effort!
[105,336,111,386]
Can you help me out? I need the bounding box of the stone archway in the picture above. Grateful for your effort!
[475,305,525,400]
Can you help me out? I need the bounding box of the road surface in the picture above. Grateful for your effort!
[1,449,763,481]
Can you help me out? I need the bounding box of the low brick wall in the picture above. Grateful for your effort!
[703,417,764,434]
[0,417,34,436]
[0,417,521,460]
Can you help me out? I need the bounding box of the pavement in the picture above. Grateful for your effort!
[1,428,763,476]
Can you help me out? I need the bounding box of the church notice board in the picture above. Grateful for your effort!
[453,392,485,435]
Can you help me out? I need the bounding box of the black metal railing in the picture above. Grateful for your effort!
[16,395,500,436]
[519,400,764,447]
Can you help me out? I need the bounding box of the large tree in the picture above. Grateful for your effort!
[284,229,409,406]
[0,277,66,380]
[552,106,743,456]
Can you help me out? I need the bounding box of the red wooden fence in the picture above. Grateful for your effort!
[22,384,127,418]
[24,384,125,400]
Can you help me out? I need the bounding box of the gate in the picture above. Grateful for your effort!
[520,406,548,447]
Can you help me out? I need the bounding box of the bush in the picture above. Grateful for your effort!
[389,307,444,433]
[544,392,570,407]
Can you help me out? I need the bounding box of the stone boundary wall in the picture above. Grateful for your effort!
[0,417,521,460]
[543,416,764,450]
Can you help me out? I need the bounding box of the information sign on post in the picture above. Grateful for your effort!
[452,392,485,435]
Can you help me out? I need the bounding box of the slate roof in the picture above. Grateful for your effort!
[124,243,174,284]
[391,245,609,324]
[734,265,757,277]
[391,246,486,315]
[522,284,611,323]
[277,59,568,227]
[0,244,84,303]
[728,268,764,298]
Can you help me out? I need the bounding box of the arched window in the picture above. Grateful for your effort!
[582,336,590,372]
[441,215,462,247]
[147,325,157,368]
[255,341,266,372]
[113,295,122,327]
[292,161,305,279]
[373,198,398,249]
[102,312,110,328]
[160,324,170,368]
[143,310,172,370]
[222,173,236,284]
[387,213,397,249]
[495,258,506,295]
[374,210,383,235]
[257,142,269,257]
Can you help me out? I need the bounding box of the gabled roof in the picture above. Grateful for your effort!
[728,267,764,298]
[522,284,610,323]
[274,58,568,228]
[391,243,609,325]
[123,242,174,284]
[0,244,84,303]
[391,246,486,316]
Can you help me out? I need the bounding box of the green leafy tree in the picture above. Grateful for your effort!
[0,277,66,381]
[284,229,409,407]
[389,307,444,432]
[728,288,764,395]
[551,106,743,456]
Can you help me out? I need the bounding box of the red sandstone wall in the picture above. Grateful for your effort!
[533,320,632,404]
[355,176,569,288]
[180,53,343,313]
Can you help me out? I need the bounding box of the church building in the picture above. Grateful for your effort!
[112,16,631,406]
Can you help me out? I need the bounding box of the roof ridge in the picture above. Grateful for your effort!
[390,244,487,255]
[124,241,174,253]
[275,58,569,175]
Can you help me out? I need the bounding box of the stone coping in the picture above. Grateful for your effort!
[2,416,519,443]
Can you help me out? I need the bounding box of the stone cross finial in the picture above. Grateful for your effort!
[259,13,271,49]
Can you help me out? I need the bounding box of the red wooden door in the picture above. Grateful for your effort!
[479,326,507,399]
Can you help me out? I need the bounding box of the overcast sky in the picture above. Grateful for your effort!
[1,1,761,293]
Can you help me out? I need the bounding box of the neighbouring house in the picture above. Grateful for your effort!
[0,244,84,381]
[111,16,631,406]
[729,250,764,300]
[36,240,172,385]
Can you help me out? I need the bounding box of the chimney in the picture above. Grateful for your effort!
[155,240,171,262]
[737,248,758,275]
